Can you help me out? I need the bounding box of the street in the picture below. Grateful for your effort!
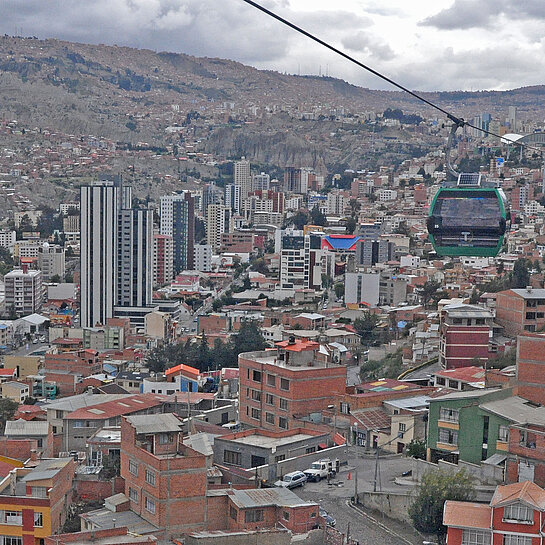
[294,448,423,545]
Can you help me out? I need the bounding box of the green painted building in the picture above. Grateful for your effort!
[427,387,513,464]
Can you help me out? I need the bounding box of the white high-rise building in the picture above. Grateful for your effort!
[4,266,43,316]
[117,208,153,308]
[38,243,65,282]
[252,172,270,192]
[206,205,231,252]
[81,181,118,328]
[194,244,212,272]
[234,157,252,198]
[225,184,241,214]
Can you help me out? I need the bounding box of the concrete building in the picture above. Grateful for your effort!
[83,325,124,350]
[37,243,65,282]
[4,266,43,316]
[213,428,329,469]
[234,158,252,198]
[80,181,118,328]
[224,184,241,215]
[439,304,494,369]
[252,172,270,192]
[159,193,195,273]
[117,208,153,309]
[238,338,347,431]
[344,272,380,307]
[145,311,173,342]
[355,239,394,267]
[4,419,51,455]
[378,271,408,306]
[1,381,29,403]
[152,234,174,287]
[206,205,231,252]
[194,244,212,272]
[0,229,16,250]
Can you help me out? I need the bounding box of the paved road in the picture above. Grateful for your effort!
[293,449,423,545]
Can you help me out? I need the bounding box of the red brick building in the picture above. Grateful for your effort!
[121,413,209,538]
[439,304,493,369]
[516,333,545,404]
[444,481,545,545]
[238,339,347,431]
[496,287,545,337]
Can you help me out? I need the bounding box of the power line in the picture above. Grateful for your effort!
[239,0,544,156]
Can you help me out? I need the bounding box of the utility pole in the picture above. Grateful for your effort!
[373,440,380,492]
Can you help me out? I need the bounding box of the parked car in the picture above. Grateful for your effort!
[320,508,336,527]
[274,471,307,489]
[303,458,338,482]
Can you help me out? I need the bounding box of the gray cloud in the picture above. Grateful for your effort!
[341,31,394,61]
[421,0,545,30]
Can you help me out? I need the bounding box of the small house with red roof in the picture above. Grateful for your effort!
[164,363,201,392]
[0,368,17,383]
[444,480,545,545]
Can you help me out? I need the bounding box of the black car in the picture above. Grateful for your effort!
[320,508,336,527]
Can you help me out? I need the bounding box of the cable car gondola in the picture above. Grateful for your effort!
[427,172,508,257]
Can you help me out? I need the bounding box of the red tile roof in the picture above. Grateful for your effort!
[490,481,545,509]
[0,369,16,376]
[443,501,491,529]
[165,363,200,378]
[434,366,486,383]
[352,408,391,430]
[275,339,320,352]
[65,394,164,420]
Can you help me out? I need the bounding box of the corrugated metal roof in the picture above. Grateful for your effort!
[125,412,183,434]
[229,487,313,509]
[5,419,49,436]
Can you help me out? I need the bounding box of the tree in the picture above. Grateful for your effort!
[408,470,475,542]
[512,258,530,289]
[310,206,326,226]
[286,211,309,230]
[0,398,19,432]
[0,246,15,276]
[420,280,442,308]
[405,439,426,460]
[354,311,380,345]
[231,320,266,357]
[334,282,344,300]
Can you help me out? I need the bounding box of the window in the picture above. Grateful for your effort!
[267,374,276,387]
[145,497,155,514]
[56,410,63,419]
[283,510,290,521]
[145,469,156,486]
[31,486,47,498]
[266,412,275,424]
[251,389,262,402]
[399,423,406,432]
[0,537,22,545]
[159,433,173,444]
[279,417,288,429]
[129,488,138,503]
[2,511,22,525]
[279,398,288,411]
[439,407,459,423]
[251,408,261,420]
[438,428,458,445]
[230,506,237,521]
[275,454,286,462]
[461,529,490,545]
[280,378,290,391]
[224,450,242,466]
[129,460,138,476]
[33,512,43,527]
[504,503,533,522]
[244,509,264,523]
[503,537,531,545]
[266,393,274,405]
[73,420,85,428]
[252,370,262,383]
[305,447,316,454]
[498,425,509,442]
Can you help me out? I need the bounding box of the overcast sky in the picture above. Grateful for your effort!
[1,0,544,92]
